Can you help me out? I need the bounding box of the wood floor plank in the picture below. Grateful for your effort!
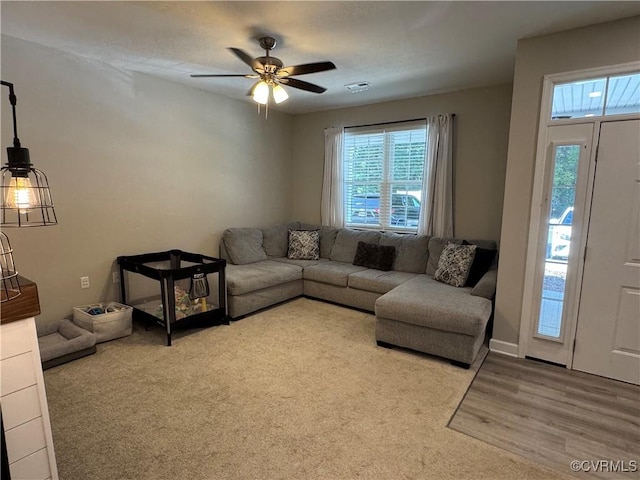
[449,353,640,479]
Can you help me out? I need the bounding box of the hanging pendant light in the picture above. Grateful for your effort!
[1,81,57,227]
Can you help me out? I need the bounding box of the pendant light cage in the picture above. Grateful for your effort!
[0,231,20,302]
[1,164,57,227]
[1,80,57,227]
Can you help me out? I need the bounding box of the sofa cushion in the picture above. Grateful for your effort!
[348,269,419,294]
[288,230,320,260]
[272,257,327,268]
[300,224,339,259]
[471,268,498,299]
[330,229,381,263]
[226,260,302,296]
[379,232,430,273]
[375,276,492,337]
[303,261,368,287]
[434,243,477,287]
[352,241,395,271]
[262,222,300,258]
[223,228,268,265]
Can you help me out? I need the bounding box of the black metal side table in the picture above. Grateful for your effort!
[117,250,228,346]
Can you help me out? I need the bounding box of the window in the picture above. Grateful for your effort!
[538,144,581,338]
[551,71,640,119]
[343,120,427,232]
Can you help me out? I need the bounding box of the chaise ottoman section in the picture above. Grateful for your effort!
[375,275,492,366]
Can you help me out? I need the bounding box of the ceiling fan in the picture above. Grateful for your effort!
[190,36,336,106]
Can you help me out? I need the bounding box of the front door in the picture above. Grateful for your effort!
[572,119,640,385]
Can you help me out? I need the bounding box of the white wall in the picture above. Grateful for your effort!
[494,16,640,346]
[1,35,293,322]
[291,85,513,242]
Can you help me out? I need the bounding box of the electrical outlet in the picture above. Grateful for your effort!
[112,271,120,284]
[80,276,90,289]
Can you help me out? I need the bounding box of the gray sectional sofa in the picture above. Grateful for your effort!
[220,222,497,367]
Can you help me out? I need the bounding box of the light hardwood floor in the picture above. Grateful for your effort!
[449,352,640,479]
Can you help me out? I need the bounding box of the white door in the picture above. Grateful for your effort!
[573,119,640,385]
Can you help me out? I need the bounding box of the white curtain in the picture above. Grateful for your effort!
[321,127,345,227]
[419,114,453,237]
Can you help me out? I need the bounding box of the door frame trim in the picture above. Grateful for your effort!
[518,61,640,365]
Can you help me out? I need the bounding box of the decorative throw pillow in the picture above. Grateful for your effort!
[352,241,396,271]
[462,240,497,287]
[287,230,320,260]
[434,242,477,287]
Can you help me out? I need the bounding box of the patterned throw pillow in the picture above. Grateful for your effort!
[287,230,320,260]
[434,242,477,287]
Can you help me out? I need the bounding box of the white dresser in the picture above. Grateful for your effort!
[1,278,58,480]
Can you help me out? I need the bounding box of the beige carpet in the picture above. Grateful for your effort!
[44,298,569,480]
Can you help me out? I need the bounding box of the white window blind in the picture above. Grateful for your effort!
[343,120,427,232]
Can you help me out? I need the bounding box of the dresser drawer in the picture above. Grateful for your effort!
[1,352,37,396]
[0,319,32,360]
[5,416,47,464]
[9,447,51,480]
[2,385,42,430]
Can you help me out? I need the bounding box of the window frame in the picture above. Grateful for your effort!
[342,120,427,233]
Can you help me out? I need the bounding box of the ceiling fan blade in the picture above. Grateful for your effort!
[190,74,258,78]
[279,77,327,94]
[278,61,337,77]
[229,48,265,73]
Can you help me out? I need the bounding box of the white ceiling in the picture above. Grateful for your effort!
[2,1,639,114]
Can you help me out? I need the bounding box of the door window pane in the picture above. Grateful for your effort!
[551,72,640,120]
[551,78,606,119]
[538,145,580,338]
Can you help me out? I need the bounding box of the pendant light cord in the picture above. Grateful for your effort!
[0,81,21,148]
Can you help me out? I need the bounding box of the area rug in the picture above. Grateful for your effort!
[43,298,568,479]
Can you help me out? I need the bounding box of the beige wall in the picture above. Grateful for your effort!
[1,35,293,322]
[494,16,640,345]
[291,84,513,242]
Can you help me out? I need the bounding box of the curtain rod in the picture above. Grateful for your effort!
[344,114,455,130]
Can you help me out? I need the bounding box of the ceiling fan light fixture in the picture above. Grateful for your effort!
[252,81,269,105]
[272,84,289,104]
[191,35,336,114]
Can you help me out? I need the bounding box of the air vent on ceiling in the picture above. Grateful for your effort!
[345,82,371,93]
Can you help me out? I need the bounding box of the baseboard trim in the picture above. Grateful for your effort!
[489,339,519,357]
